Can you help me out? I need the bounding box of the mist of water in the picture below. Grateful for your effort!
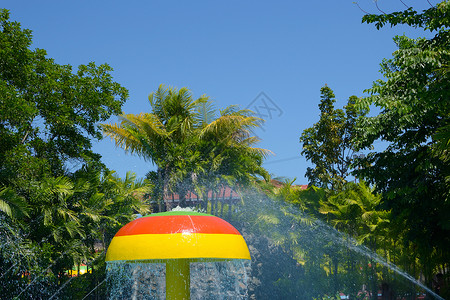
[312,218,444,300]
[230,189,444,299]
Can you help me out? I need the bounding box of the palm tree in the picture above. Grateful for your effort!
[101,84,271,211]
[27,176,84,243]
[101,85,199,209]
[319,181,389,241]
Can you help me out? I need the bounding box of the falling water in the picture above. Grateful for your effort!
[190,260,250,299]
[106,261,166,299]
[106,260,250,299]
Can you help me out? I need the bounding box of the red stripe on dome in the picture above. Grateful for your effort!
[114,215,241,237]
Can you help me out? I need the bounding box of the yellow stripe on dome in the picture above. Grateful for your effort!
[106,233,251,262]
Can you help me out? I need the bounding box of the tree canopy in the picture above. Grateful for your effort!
[102,84,271,210]
[355,1,450,288]
[297,3,449,296]
[0,9,149,298]
[0,9,128,181]
[300,85,366,191]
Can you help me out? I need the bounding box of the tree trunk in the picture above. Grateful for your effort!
[211,192,216,215]
[202,190,209,212]
[178,185,187,208]
[332,256,339,294]
[370,239,378,300]
[227,190,234,219]
[219,188,225,218]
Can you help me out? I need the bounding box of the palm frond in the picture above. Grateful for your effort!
[0,198,12,217]
[0,187,28,218]
[101,113,169,161]
[194,97,216,127]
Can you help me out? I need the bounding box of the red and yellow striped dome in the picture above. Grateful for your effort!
[105,211,251,262]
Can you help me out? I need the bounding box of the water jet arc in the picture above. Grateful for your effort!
[106,211,251,299]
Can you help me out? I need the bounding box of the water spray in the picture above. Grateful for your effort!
[106,211,251,299]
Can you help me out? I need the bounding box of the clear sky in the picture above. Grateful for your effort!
[3,0,437,183]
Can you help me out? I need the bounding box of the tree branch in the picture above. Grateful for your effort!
[353,2,370,14]
[399,0,409,8]
[21,130,30,144]
[375,0,386,14]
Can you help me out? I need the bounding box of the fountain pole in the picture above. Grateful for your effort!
[166,259,190,299]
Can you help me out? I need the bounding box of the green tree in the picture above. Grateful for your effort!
[102,85,270,211]
[0,8,127,183]
[355,1,450,289]
[0,9,138,298]
[300,85,366,191]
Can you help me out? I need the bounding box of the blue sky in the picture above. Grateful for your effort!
[3,1,436,183]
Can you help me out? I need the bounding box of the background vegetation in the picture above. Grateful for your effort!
[0,2,448,299]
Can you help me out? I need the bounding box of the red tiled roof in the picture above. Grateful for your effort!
[270,180,308,190]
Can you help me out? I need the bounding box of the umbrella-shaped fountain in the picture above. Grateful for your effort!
[106,211,251,299]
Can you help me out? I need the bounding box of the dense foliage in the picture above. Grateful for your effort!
[1,2,449,299]
[355,1,450,290]
[296,2,449,298]
[0,9,149,299]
